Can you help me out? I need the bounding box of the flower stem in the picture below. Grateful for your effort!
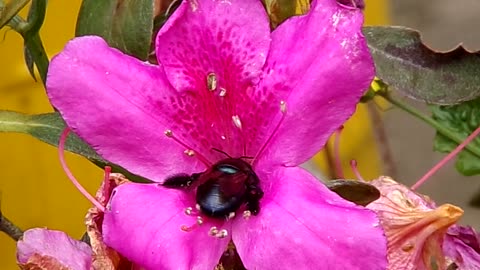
[0,211,23,241]
[379,93,480,159]
[0,0,30,29]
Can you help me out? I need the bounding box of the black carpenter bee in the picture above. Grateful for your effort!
[162,157,264,218]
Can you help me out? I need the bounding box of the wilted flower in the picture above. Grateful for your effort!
[367,176,463,270]
[17,229,92,270]
[444,225,480,269]
[47,0,386,269]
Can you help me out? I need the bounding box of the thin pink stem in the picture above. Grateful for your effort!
[350,159,365,181]
[58,128,105,212]
[411,125,480,190]
[333,126,345,179]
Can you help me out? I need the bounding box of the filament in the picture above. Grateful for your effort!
[58,128,105,212]
[411,125,480,190]
[333,126,345,179]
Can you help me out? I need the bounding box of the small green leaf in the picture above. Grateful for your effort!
[0,111,152,183]
[364,26,480,105]
[432,99,480,176]
[325,179,380,206]
[76,0,154,60]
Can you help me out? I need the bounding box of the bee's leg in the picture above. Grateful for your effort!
[245,185,264,215]
[162,173,201,189]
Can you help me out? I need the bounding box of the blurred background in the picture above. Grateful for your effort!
[1,0,479,269]
[386,0,480,227]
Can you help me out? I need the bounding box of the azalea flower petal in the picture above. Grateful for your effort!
[156,0,270,92]
[232,166,387,270]
[255,0,375,166]
[102,183,230,269]
[444,225,480,269]
[155,0,271,157]
[17,228,92,270]
[47,36,205,182]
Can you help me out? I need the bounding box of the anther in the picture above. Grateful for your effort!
[209,226,219,236]
[184,207,193,215]
[207,73,217,91]
[227,212,235,219]
[196,216,204,225]
[195,204,201,211]
[216,229,228,238]
[184,149,195,156]
[280,100,287,114]
[219,88,227,97]
[243,210,251,219]
[232,115,242,129]
[164,129,173,137]
[221,135,226,140]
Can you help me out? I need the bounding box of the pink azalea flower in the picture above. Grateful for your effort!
[47,0,387,269]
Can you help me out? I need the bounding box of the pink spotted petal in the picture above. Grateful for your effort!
[17,228,92,270]
[255,0,375,166]
[232,166,387,270]
[47,36,205,182]
[155,0,271,158]
[102,183,230,269]
[156,0,269,92]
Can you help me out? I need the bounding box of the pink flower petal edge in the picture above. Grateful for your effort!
[256,0,375,167]
[232,166,387,270]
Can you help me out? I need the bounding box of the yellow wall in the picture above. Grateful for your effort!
[0,1,389,268]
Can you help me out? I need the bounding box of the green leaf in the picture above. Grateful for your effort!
[0,111,101,161]
[364,26,480,105]
[325,179,380,206]
[432,99,480,175]
[76,0,154,60]
[0,111,152,183]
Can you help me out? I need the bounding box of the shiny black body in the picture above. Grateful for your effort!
[162,158,263,218]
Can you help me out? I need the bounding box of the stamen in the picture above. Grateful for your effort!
[216,229,228,238]
[334,126,345,179]
[180,215,204,232]
[58,128,105,212]
[207,73,217,91]
[219,88,227,97]
[252,101,287,167]
[350,159,365,181]
[243,210,252,220]
[411,124,480,190]
[195,204,201,211]
[232,115,242,129]
[184,149,195,157]
[184,207,193,215]
[209,226,219,236]
[227,212,235,219]
[164,129,212,166]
